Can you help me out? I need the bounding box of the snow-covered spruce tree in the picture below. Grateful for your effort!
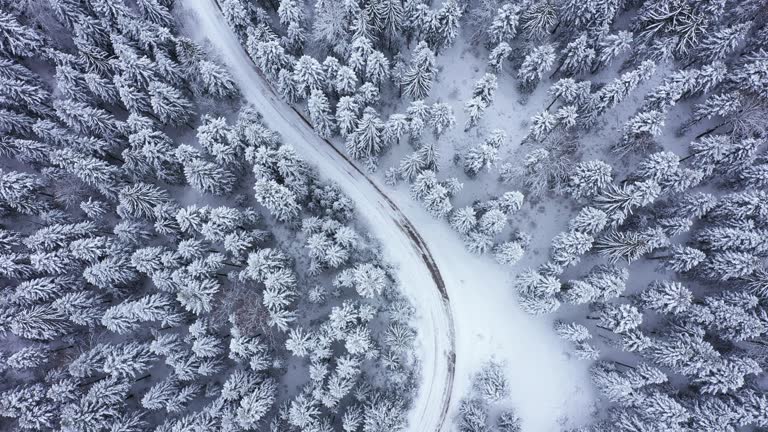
[454,362,520,432]
[567,160,614,200]
[488,42,512,73]
[0,10,44,57]
[197,60,239,99]
[518,44,556,93]
[592,31,633,72]
[472,73,498,107]
[488,4,520,46]
[336,96,360,137]
[555,34,595,77]
[293,55,325,99]
[425,0,463,53]
[582,60,657,125]
[500,139,574,198]
[519,0,557,40]
[463,129,505,176]
[411,170,462,219]
[402,42,436,100]
[514,268,561,315]
[148,81,195,126]
[307,89,336,139]
[614,110,665,154]
[346,106,385,161]
[428,102,455,138]
[463,96,488,132]
[472,361,510,402]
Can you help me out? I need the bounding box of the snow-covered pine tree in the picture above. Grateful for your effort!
[472,73,498,106]
[488,4,520,45]
[695,22,752,63]
[0,10,44,57]
[428,102,455,138]
[463,129,505,176]
[427,0,462,52]
[518,44,556,92]
[520,0,557,40]
[463,97,487,132]
[148,81,194,126]
[558,34,595,76]
[593,31,633,72]
[307,89,335,138]
[293,55,326,99]
[402,42,436,100]
[198,60,239,99]
[488,42,512,73]
[346,107,384,161]
[567,159,613,200]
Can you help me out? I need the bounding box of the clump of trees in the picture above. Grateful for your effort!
[455,361,522,432]
[0,1,418,431]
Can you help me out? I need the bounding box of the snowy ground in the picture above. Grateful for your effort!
[180,2,596,430]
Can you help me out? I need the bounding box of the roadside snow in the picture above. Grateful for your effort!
[391,188,596,431]
[179,2,596,430]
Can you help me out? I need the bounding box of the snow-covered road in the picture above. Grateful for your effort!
[180,2,595,430]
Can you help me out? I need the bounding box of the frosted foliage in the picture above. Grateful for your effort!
[4,0,768,431]
[334,263,388,298]
[472,362,510,402]
[568,160,613,199]
[494,242,523,265]
[554,322,591,342]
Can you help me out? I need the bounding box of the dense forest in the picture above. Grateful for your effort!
[214,0,768,430]
[2,0,768,431]
[0,1,418,431]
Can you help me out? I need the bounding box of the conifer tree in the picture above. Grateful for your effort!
[520,0,557,40]
[489,4,520,45]
[308,89,335,138]
[567,160,613,200]
[148,81,194,126]
[116,182,169,220]
[594,31,633,71]
[494,242,524,265]
[559,34,595,76]
[518,44,556,92]
[336,96,360,137]
[696,22,752,63]
[0,10,43,57]
[550,231,594,267]
[587,60,656,119]
[365,51,390,86]
[53,99,122,137]
[463,97,487,131]
[464,129,505,176]
[198,60,239,99]
[0,169,49,214]
[472,73,498,106]
[428,0,463,52]
[402,42,436,100]
[428,102,455,138]
[347,107,384,160]
[641,280,692,315]
[488,42,512,73]
[293,55,326,98]
[253,179,301,222]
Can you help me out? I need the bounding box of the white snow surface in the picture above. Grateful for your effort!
[180,2,596,430]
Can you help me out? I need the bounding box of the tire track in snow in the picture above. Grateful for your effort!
[182,2,457,431]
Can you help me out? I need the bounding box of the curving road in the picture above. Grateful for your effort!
[180,3,596,431]
[180,1,456,430]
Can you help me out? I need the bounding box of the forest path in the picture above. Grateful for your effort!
[181,2,456,431]
[181,2,596,431]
